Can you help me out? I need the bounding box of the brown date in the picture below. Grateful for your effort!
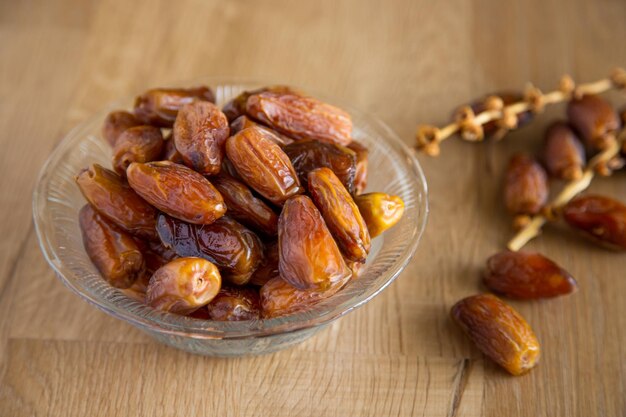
[467,92,533,136]
[212,174,278,236]
[221,86,294,122]
[484,251,577,299]
[157,214,264,285]
[278,195,351,290]
[102,110,141,146]
[206,286,261,321]
[284,140,357,194]
[134,86,215,127]
[567,94,620,151]
[260,274,350,318]
[173,101,230,175]
[562,194,626,250]
[354,192,404,238]
[230,115,293,146]
[347,141,368,195]
[111,125,164,176]
[161,134,184,164]
[146,257,221,315]
[308,168,370,262]
[225,126,302,205]
[249,241,279,287]
[503,154,548,223]
[542,121,585,180]
[79,205,144,289]
[126,161,225,224]
[451,294,541,376]
[246,90,353,146]
[75,164,157,240]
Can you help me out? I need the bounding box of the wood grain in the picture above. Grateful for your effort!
[0,0,625,415]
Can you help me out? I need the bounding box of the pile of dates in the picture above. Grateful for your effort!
[450,93,626,376]
[76,85,405,320]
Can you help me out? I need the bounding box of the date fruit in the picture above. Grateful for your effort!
[112,125,164,175]
[451,294,541,376]
[75,164,158,240]
[562,194,626,250]
[173,101,230,175]
[354,192,404,238]
[484,251,577,299]
[157,214,264,285]
[134,86,215,127]
[308,168,370,262]
[246,90,353,146]
[225,126,302,205]
[503,154,548,220]
[230,115,293,146]
[212,174,278,236]
[206,286,261,321]
[284,140,357,194]
[126,161,225,224]
[468,92,533,136]
[543,121,585,180]
[79,205,144,289]
[567,94,620,151]
[260,274,350,318]
[146,257,221,315]
[348,141,368,195]
[161,134,184,164]
[278,195,351,290]
[102,110,141,146]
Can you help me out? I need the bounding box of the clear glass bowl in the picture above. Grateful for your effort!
[33,79,428,356]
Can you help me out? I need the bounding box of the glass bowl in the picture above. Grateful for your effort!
[33,79,428,356]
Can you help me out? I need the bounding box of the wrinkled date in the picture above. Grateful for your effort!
[504,154,548,221]
[79,205,144,289]
[284,140,357,194]
[567,94,620,151]
[348,141,369,195]
[246,90,353,146]
[173,101,230,175]
[543,121,586,180]
[249,241,279,287]
[112,126,164,175]
[230,115,293,146]
[75,164,158,240]
[206,286,261,321]
[126,161,225,224]
[354,192,405,238]
[146,257,221,314]
[308,167,370,262]
[562,194,626,250]
[260,274,351,318]
[225,126,302,205]
[468,92,533,136]
[133,86,215,127]
[157,214,264,285]
[278,195,351,290]
[484,251,577,299]
[102,110,141,146]
[451,294,541,376]
[212,174,278,236]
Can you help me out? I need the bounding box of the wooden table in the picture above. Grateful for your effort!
[1,0,625,415]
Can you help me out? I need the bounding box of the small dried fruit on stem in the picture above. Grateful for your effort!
[562,194,626,250]
[451,294,541,376]
[567,94,620,151]
[503,154,548,228]
[484,251,577,299]
[543,122,586,181]
[146,257,221,314]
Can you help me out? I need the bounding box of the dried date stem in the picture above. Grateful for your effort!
[507,126,626,251]
[415,68,626,156]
